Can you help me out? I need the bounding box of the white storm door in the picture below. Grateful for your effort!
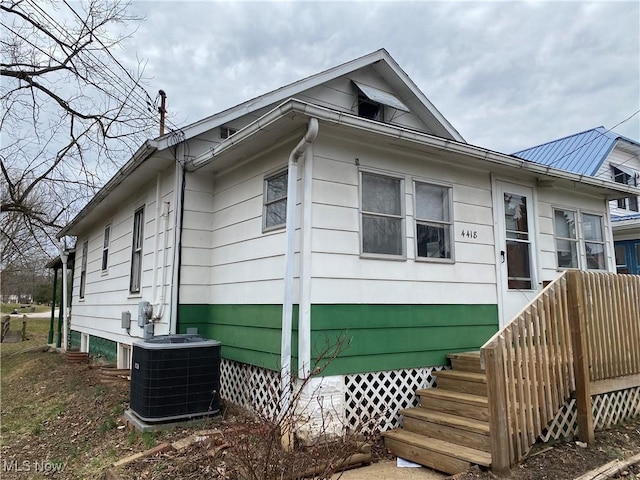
[497,182,538,325]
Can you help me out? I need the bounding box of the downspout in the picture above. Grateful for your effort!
[280,118,319,422]
[58,242,69,350]
[298,145,314,379]
[170,148,186,334]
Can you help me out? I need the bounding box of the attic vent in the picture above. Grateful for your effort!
[220,126,238,139]
[353,80,410,113]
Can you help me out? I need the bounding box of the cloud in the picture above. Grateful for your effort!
[118,0,639,153]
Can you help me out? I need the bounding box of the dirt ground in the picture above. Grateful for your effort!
[1,319,639,479]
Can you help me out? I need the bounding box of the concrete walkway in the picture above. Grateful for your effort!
[334,460,446,480]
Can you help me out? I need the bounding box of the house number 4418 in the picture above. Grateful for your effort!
[461,230,478,239]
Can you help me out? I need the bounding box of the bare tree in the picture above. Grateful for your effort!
[1,0,158,266]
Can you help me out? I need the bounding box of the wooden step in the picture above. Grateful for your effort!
[434,370,488,396]
[448,351,484,373]
[416,388,489,421]
[400,407,491,452]
[383,429,491,475]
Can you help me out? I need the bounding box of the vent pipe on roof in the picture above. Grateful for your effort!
[280,118,319,446]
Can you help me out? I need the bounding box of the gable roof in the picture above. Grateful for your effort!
[513,126,640,176]
[159,48,465,145]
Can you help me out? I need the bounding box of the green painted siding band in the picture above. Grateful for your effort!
[178,304,299,372]
[178,303,498,376]
[310,304,498,376]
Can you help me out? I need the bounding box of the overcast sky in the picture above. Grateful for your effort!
[117,1,639,154]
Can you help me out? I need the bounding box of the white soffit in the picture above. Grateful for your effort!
[353,80,410,112]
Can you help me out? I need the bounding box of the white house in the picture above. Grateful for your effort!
[57,50,638,436]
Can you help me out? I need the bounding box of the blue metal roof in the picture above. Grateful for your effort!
[512,127,621,176]
[611,213,640,222]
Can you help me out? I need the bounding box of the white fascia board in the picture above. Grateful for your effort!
[192,99,638,198]
[57,140,159,238]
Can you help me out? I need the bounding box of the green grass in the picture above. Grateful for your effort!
[1,303,52,314]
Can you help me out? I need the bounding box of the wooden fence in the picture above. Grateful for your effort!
[482,270,640,474]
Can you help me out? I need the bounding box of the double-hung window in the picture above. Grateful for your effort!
[360,172,404,257]
[102,225,110,272]
[582,213,606,270]
[79,240,88,299]
[263,171,288,230]
[130,207,144,294]
[414,181,453,260]
[553,209,578,268]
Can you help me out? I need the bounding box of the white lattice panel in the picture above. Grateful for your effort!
[220,359,280,419]
[344,366,448,434]
[540,387,640,442]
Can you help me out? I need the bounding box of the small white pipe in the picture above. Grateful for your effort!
[58,241,69,350]
[153,201,170,320]
[152,173,162,306]
[281,118,319,419]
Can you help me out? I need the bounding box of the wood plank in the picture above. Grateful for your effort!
[383,429,492,467]
[435,377,487,396]
[590,373,640,395]
[567,270,595,445]
[484,343,510,474]
[505,327,521,461]
[434,370,487,383]
[384,435,472,475]
[402,416,490,452]
[416,389,489,422]
[401,408,490,434]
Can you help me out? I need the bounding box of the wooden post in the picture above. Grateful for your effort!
[21,315,27,341]
[485,343,511,475]
[566,270,594,444]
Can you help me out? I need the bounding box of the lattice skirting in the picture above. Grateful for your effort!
[344,365,448,434]
[540,387,640,442]
[219,359,280,419]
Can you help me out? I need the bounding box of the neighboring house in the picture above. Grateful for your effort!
[57,50,638,435]
[514,127,640,275]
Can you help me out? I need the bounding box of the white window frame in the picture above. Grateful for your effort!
[79,240,88,299]
[581,212,607,271]
[130,206,144,294]
[101,224,111,273]
[552,206,609,271]
[359,169,406,260]
[552,208,579,270]
[413,179,454,263]
[262,169,288,232]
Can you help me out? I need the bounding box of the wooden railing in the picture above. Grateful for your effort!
[482,270,640,474]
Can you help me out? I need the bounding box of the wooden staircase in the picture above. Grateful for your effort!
[383,352,492,475]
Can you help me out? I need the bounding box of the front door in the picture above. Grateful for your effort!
[496,182,539,326]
